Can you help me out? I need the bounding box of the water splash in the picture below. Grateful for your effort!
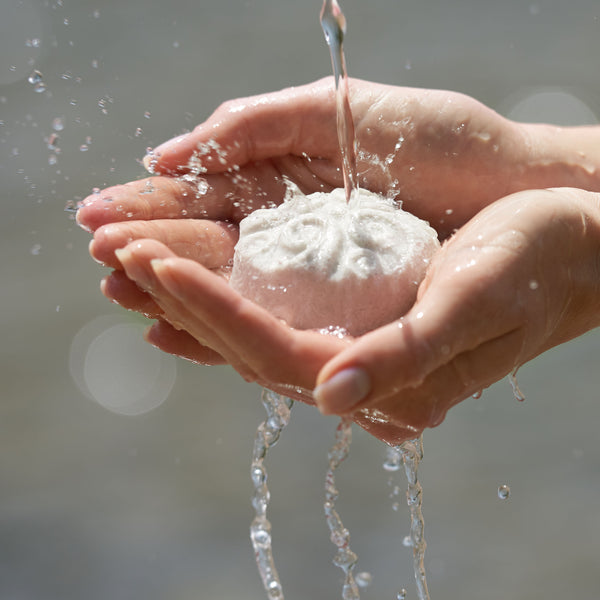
[324,417,360,600]
[320,0,359,202]
[385,438,431,600]
[250,389,293,600]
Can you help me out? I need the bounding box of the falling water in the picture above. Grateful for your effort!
[384,438,431,600]
[320,0,359,202]
[324,417,360,600]
[250,389,294,600]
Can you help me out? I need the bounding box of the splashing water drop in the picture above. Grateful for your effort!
[355,572,372,588]
[397,589,408,600]
[52,117,65,132]
[497,484,511,500]
[383,446,402,472]
[28,70,46,93]
[28,70,43,85]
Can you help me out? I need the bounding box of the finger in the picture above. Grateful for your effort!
[145,79,340,176]
[149,256,346,389]
[144,319,226,365]
[101,270,162,317]
[77,177,199,232]
[114,240,236,365]
[90,218,239,269]
[77,161,294,232]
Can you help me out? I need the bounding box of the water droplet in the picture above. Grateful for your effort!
[28,70,46,92]
[52,117,65,132]
[30,244,42,255]
[355,571,372,588]
[48,154,58,165]
[91,59,99,68]
[383,447,401,472]
[402,535,412,547]
[26,38,41,48]
[63,17,70,25]
[144,111,151,119]
[172,40,180,48]
[397,588,408,600]
[79,144,88,152]
[135,127,143,137]
[498,484,511,500]
[508,372,525,402]
[529,279,539,290]
[47,133,59,151]
[92,9,100,18]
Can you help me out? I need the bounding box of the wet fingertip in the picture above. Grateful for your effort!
[313,367,371,415]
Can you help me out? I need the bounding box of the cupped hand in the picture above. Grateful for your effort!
[102,188,600,445]
[315,187,600,440]
[77,77,532,239]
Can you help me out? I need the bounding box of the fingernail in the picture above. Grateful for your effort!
[313,367,371,415]
[114,247,132,267]
[150,258,185,299]
[115,247,155,290]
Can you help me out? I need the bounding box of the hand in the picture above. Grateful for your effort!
[99,188,600,445]
[77,77,540,239]
[314,187,600,440]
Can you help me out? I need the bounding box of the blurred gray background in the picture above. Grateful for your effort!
[1,0,599,599]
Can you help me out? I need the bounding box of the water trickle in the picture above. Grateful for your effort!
[324,418,360,600]
[385,439,431,600]
[250,389,293,600]
[320,0,359,203]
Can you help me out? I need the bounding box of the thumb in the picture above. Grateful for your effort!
[312,279,521,416]
[144,80,338,175]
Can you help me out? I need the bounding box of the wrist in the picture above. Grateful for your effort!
[517,123,600,192]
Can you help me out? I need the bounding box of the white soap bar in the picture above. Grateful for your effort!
[229,188,440,336]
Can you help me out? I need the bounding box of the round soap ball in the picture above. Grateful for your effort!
[229,188,440,336]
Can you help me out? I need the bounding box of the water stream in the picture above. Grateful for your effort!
[324,417,360,600]
[385,440,431,600]
[320,0,359,202]
[250,389,294,600]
